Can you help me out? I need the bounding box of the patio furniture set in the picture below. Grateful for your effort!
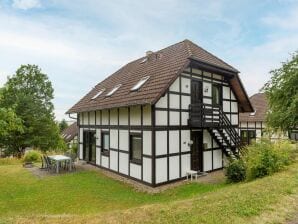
[41,153,76,173]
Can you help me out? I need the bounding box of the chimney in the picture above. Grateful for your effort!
[146,51,153,57]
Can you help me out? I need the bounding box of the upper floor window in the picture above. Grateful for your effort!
[131,76,150,91]
[129,133,142,164]
[91,89,105,100]
[212,84,222,106]
[106,84,121,96]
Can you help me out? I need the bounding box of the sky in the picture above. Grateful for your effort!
[0,0,297,121]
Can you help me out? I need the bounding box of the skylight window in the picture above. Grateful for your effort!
[106,84,122,96]
[249,110,256,116]
[131,76,150,91]
[91,89,105,100]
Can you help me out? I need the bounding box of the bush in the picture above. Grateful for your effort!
[23,150,41,163]
[244,140,294,180]
[225,159,246,183]
[71,143,78,155]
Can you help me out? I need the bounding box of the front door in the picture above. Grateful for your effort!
[191,131,203,171]
[83,131,96,163]
[191,80,203,126]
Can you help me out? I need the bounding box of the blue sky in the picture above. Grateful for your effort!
[0,0,297,121]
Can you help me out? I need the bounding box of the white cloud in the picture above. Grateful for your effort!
[12,0,41,10]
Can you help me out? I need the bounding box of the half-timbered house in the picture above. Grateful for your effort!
[67,39,253,186]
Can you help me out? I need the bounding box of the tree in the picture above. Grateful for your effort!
[0,64,64,155]
[59,119,69,133]
[262,52,298,131]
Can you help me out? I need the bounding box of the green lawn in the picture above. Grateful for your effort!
[0,159,297,224]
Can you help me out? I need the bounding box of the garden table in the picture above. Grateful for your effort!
[48,155,72,173]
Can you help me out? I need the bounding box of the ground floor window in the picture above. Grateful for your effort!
[130,133,142,164]
[101,131,110,156]
[240,130,256,145]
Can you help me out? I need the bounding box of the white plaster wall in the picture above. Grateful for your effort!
[110,151,118,171]
[130,163,141,180]
[231,114,238,125]
[156,131,167,155]
[143,131,152,155]
[79,113,83,125]
[156,158,167,183]
[119,108,128,125]
[223,86,230,99]
[231,90,236,100]
[231,102,238,113]
[110,109,118,125]
[169,111,180,126]
[203,151,212,171]
[181,78,191,94]
[143,105,151,125]
[192,68,202,75]
[119,152,129,175]
[223,101,230,112]
[181,112,189,126]
[119,130,129,151]
[169,78,180,92]
[181,95,190,109]
[181,154,190,176]
[79,144,83,159]
[96,129,101,146]
[101,155,109,168]
[203,82,212,97]
[155,94,167,108]
[256,129,262,138]
[96,111,101,125]
[110,129,118,149]
[240,122,247,128]
[213,74,222,80]
[89,111,96,125]
[96,147,101,165]
[203,98,212,104]
[130,106,141,126]
[143,157,152,183]
[169,156,180,180]
[102,110,109,125]
[83,112,88,124]
[248,122,255,128]
[169,94,180,109]
[79,128,83,142]
[213,149,222,169]
[256,122,262,128]
[203,130,212,149]
[155,111,168,126]
[169,130,179,154]
[181,130,191,152]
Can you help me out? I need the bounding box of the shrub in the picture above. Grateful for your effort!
[23,150,41,163]
[71,143,78,155]
[225,159,246,183]
[244,140,294,180]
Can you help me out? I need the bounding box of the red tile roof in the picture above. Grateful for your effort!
[67,39,252,113]
[239,93,268,122]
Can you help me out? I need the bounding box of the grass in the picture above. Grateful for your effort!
[0,157,298,224]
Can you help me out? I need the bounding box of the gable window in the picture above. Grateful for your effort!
[212,84,222,106]
[91,89,105,100]
[129,133,142,164]
[101,131,110,156]
[131,76,150,91]
[106,84,122,96]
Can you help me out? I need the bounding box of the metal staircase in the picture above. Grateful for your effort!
[189,103,243,158]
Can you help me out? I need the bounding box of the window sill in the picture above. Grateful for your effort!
[130,159,142,165]
[101,150,110,157]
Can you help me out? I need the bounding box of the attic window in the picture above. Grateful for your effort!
[91,89,105,100]
[106,84,122,96]
[131,76,150,91]
[249,110,256,116]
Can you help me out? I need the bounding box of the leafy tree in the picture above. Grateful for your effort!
[0,64,64,156]
[59,119,69,132]
[262,52,298,131]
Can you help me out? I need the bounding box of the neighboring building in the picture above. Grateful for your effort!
[62,122,78,149]
[67,39,253,187]
[239,93,297,144]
